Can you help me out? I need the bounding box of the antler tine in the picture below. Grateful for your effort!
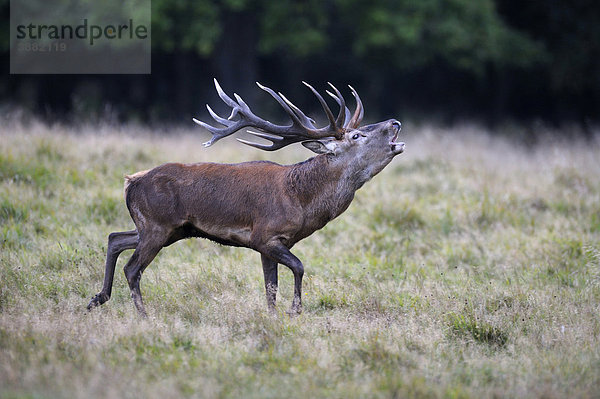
[327,83,347,128]
[214,78,238,109]
[238,130,310,151]
[237,134,306,151]
[327,92,352,128]
[347,85,364,128]
[244,130,284,142]
[206,104,231,126]
[302,82,343,138]
[326,89,352,129]
[192,117,238,147]
[277,91,317,128]
[236,130,284,151]
[255,82,310,132]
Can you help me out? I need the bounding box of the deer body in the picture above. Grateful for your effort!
[87,80,404,316]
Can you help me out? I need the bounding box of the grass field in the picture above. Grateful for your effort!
[1,121,599,398]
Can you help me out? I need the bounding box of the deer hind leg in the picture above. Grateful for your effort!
[261,254,278,312]
[122,232,166,317]
[87,230,139,310]
[259,242,304,315]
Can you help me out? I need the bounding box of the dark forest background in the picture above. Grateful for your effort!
[1,0,599,132]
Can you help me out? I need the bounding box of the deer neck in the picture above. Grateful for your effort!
[286,154,364,222]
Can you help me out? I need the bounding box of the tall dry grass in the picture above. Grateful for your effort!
[1,121,599,398]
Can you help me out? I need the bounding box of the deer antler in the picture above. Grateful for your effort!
[193,79,364,151]
[326,84,364,130]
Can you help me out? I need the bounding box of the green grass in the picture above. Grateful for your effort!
[1,123,599,398]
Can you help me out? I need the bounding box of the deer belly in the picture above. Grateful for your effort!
[184,220,252,248]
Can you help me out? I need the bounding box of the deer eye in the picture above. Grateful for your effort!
[352,133,360,140]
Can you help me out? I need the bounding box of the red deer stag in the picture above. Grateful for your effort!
[87,79,404,316]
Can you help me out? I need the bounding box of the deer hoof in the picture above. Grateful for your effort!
[87,293,109,310]
[287,305,302,316]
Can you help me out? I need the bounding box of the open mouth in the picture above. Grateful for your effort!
[389,123,405,153]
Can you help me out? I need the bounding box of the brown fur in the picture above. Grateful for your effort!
[123,169,150,201]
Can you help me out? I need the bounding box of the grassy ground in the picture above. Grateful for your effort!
[1,121,599,398]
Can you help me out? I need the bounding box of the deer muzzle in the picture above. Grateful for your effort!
[390,121,405,154]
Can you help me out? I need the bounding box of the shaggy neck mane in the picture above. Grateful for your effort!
[286,155,336,202]
[284,154,356,224]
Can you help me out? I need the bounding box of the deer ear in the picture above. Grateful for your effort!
[302,140,333,154]
[302,140,336,154]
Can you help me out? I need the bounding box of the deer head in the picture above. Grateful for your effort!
[194,79,404,188]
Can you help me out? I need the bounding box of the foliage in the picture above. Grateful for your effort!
[2,0,598,123]
[497,0,600,97]
[335,0,543,73]
[148,0,543,71]
[258,0,330,57]
[152,0,221,55]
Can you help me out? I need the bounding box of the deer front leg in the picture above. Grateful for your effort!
[261,254,278,312]
[258,242,304,315]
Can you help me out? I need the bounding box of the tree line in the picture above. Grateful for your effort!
[1,0,598,130]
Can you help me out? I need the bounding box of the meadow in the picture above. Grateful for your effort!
[1,121,599,398]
